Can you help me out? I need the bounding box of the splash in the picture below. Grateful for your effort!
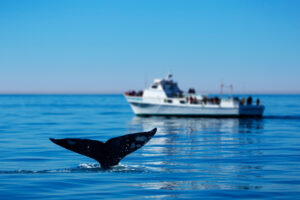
[0,163,155,174]
[78,163,101,169]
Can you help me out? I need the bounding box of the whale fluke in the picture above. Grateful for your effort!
[50,128,157,168]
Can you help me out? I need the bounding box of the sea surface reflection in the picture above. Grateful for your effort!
[129,117,266,192]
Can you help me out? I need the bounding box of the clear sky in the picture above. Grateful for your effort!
[0,0,299,94]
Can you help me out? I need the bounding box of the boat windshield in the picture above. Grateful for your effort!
[162,80,183,98]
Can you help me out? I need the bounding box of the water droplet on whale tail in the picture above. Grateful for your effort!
[49,128,157,168]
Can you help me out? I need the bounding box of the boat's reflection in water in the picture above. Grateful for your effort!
[129,116,264,191]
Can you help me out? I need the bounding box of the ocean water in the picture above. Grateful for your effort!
[0,94,299,199]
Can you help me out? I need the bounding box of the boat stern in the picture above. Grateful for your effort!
[239,105,265,117]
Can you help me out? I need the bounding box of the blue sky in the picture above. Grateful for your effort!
[0,0,299,94]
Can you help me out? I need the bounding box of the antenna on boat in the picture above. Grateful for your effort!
[165,73,172,81]
[220,81,224,97]
[166,68,173,80]
[144,73,148,88]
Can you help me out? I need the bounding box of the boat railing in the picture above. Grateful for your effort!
[163,96,222,106]
[125,90,263,107]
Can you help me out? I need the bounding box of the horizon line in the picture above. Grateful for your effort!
[0,91,300,95]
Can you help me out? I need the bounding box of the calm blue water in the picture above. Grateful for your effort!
[0,95,300,199]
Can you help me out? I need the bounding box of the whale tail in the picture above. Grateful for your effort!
[50,128,157,168]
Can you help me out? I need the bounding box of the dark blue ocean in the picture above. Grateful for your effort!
[0,95,299,199]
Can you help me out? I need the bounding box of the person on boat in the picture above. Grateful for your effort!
[215,97,220,104]
[247,96,252,105]
[137,90,143,97]
[256,98,260,106]
[188,88,196,94]
[189,96,194,104]
[203,96,207,104]
[241,97,245,105]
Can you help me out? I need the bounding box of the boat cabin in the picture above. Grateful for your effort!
[144,74,183,98]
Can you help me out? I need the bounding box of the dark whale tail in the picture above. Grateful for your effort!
[50,128,157,168]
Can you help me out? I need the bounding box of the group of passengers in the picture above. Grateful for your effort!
[125,90,143,97]
[239,96,260,106]
[188,96,221,105]
[188,95,261,106]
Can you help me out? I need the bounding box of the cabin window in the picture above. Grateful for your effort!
[180,100,185,104]
[152,85,157,89]
[164,99,173,103]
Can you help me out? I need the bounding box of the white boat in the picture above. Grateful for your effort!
[124,74,264,117]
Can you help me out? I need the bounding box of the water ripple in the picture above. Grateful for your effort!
[1,95,300,199]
